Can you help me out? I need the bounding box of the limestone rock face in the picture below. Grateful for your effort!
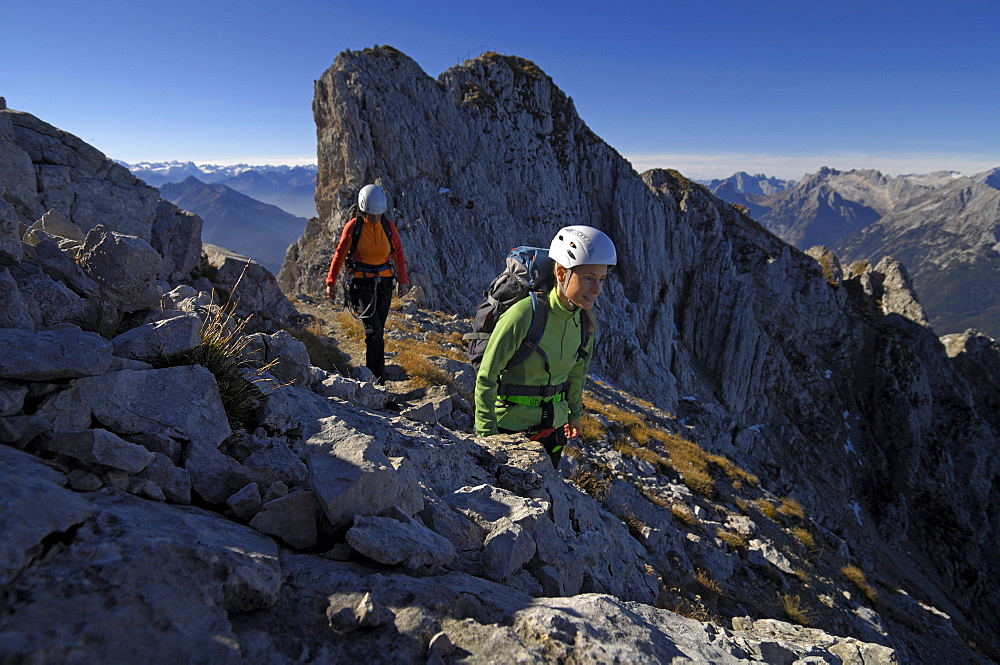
[0,107,200,280]
[280,46,1000,647]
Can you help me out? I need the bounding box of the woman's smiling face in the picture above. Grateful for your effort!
[558,263,608,310]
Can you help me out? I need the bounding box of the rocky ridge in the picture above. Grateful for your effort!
[0,119,914,663]
[3,59,1000,662]
[280,46,1000,656]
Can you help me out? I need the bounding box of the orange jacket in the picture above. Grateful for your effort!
[325,216,409,286]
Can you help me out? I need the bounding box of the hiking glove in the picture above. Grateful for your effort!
[398,283,411,297]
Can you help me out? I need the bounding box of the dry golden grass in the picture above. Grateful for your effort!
[792,527,816,550]
[392,349,452,388]
[841,565,878,602]
[671,503,700,527]
[585,394,758,497]
[285,320,352,375]
[638,486,670,507]
[578,413,607,442]
[781,594,811,626]
[695,569,722,595]
[755,498,779,521]
[333,310,365,342]
[622,510,646,541]
[660,593,711,622]
[777,497,805,520]
[716,529,747,550]
[426,330,466,355]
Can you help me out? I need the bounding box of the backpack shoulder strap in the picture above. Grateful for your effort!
[381,217,395,255]
[348,216,363,257]
[507,291,549,369]
[577,310,594,361]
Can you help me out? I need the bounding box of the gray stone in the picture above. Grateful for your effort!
[249,490,318,549]
[202,244,297,331]
[481,517,535,581]
[227,482,262,521]
[16,270,88,327]
[37,366,231,448]
[0,268,33,329]
[243,442,309,487]
[23,208,85,243]
[110,312,202,360]
[314,372,389,410]
[35,429,154,473]
[28,234,99,297]
[138,453,192,504]
[0,446,94,586]
[242,330,312,386]
[0,380,27,416]
[0,415,50,448]
[304,415,423,529]
[0,193,23,267]
[184,440,251,505]
[346,513,456,569]
[151,200,202,281]
[77,225,161,312]
[0,325,111,380]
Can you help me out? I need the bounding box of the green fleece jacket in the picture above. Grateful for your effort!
[475,288,593,436]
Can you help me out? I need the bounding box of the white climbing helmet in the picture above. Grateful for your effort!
[548,225,617,269]
[358,184,387,215]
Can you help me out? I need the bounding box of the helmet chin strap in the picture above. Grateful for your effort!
[558,267,580,311]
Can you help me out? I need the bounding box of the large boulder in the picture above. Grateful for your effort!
[0,325,111,380]
[77,225,161,313]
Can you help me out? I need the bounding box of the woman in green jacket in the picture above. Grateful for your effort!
[475,225,617,467]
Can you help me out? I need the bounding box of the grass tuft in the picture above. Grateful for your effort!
[716,529,747,550]
[781,594,811,626]
[841,565,878,603]
[777,497,805,520]
[792,527,816,550]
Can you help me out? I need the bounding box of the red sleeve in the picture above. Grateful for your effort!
[325,218,358,286]
[387,219,408,285]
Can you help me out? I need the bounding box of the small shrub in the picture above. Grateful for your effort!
[793,568,810,584]
[156,300,277,430]
[569,465,611,500]
[734,497,749,513]
[781,594,811,626]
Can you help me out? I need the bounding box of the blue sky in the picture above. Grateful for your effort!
[3,0,998,180]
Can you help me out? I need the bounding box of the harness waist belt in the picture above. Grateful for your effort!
[348,260,392,275]
[499,393,565,407]
[497,381,570,407]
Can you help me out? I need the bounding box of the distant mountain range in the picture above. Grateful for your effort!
[159,176,307,274]
[121,161,318,219]
[707,167,1000,339]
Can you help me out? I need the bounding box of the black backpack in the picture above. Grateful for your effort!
[464,246,590,373]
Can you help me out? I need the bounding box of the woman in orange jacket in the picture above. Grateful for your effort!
[325,184,410,384]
